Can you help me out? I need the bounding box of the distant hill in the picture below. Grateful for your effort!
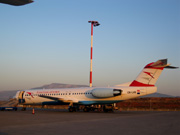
[0,90,18,101]
[142,92,174,98]
[0,83,175,100]
[32,83,88,89]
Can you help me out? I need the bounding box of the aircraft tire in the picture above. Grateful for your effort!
[83,107,89,112]
[90,107,95,111]
[69,107,77,112]
[103,108,108,113]
[21,107,26,111]
[68,107,74,112]
[103,106,114,113]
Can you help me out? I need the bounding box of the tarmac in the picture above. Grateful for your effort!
[0,109,180,135]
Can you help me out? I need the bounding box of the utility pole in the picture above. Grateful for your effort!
[88,21,100,87]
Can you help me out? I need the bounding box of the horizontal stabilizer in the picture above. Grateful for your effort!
[165,66,179,69]
[151,59,167,66]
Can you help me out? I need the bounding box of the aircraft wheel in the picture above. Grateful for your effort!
[103,106,114,113]
[98,108,103,112]
[69,107,76,112]
[103,108,108,113]
[21,107,26,111]
[83,107,89,112]
[68,107,74,112]
[90,107,95,111]
[73,107,77,112]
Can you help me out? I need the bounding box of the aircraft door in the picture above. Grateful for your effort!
[18,91,25,103]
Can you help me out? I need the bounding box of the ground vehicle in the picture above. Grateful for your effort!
[0,107,17,111]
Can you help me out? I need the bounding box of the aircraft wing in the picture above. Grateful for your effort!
[39,95,79,103]
[0,0,33,6]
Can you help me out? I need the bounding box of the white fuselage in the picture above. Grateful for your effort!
[16,86,157,105]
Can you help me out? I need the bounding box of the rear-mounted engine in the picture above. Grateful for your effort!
[92,88,122,98]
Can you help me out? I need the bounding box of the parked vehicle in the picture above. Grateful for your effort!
[0,107,17,111]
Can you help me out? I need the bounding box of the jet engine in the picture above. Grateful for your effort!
[92,88,122,98]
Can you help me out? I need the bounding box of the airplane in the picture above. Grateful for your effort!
[15,59,178,112]
[0,0,33,6]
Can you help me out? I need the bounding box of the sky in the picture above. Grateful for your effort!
[0,0,180,96]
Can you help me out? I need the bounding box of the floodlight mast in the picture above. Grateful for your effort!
[88,21,100,87]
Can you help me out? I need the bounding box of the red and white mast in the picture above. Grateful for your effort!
[88,21,100,87]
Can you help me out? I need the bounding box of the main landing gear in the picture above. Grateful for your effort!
[68,106,77,112]
[68,104,117,113]
[68,102,80,112]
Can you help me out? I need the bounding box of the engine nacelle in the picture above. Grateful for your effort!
[92,88,122,98]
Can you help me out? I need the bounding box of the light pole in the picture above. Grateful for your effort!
[88,21,100,87]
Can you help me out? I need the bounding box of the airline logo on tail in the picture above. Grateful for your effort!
[143,71,154,79]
